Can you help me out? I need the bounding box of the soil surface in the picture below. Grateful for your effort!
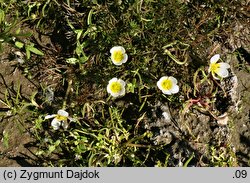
[0,57,37,166]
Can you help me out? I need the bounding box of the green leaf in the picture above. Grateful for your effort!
[0,9,5,24]
[26,45,44,56]
[183,153,194,167]
[48,145,56,153]
[48,140,61,154]
[26,48,31,59]
[75,29,83,40]
[87,9,93,25]
[15,27,21,34]
[79,54,89,64]
[76,44,82,57]
[15,32,32,37]
[55,139,61,146]
[42,0,50,17]
[15,41,24,48]
[3,131,9,148]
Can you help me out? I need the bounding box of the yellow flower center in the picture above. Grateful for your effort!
[112,50,124,63]
[161,79,173,90]
[56,115,67,121]
[110,82,122,93]
[210,63,220,73]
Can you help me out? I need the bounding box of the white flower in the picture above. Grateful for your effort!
[107,78,126,97]
[157,76,179,95]
[208,54,230,80]
[110,46,128,65]
[45,109,70,130]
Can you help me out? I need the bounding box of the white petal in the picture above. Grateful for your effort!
[107,84,112,94]
[168,76,178,85]
[122,53,128,63]
[210,54,220,63]
[157,79,163,91]
[110,46,118,54]
[119,46,126,53]
[219,62,230,69]
[216,67,229,78]
[110,92,120,98]
[57,109,69,117]
[109,78,118,83]
[118,79,126,87]
[110,46,126,54]
[162,89,172,95]
[51,118,61,130]
[61,121,68,129]
[45,114,57,119]
[157,77,168,90]
[170,84,179,94]
[111,59,123,65]
[119,87,126,96]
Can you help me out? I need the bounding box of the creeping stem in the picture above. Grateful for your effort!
[62,79,72,110]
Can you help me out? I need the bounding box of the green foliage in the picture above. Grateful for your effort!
[25,43,44,59]
[2,130,9,148]
[210,145,237,167]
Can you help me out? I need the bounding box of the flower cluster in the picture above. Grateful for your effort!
[107,47,230,98]
[45,47,230,130]
[108,46,181,98]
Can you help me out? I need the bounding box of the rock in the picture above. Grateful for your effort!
[217,113,229,126]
